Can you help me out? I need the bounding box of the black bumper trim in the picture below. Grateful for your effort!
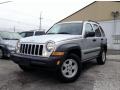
[11,54,63,69]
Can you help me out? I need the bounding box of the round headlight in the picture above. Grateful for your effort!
[46,41,55,51]
[16,40,20,53]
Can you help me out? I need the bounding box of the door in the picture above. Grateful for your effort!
[82,23,96,60]
[92,24,102,56]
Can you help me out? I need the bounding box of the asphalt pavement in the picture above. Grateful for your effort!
[0,50,119,90]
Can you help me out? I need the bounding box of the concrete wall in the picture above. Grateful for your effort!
[100,20,120,50]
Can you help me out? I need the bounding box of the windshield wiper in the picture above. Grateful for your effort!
[47,33,56,34]
[47,32,70,34]
[11,39,19,40]
[57,32,70,34]
[3,38,10,40]
[3,38,19,40]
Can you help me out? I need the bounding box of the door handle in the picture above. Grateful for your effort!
[93,39,96,42]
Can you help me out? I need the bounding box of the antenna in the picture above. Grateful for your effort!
[13,26,15,32]
[111,11,120,35]
[39,12,43,30]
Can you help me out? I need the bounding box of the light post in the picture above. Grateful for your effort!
[111,11,120,35]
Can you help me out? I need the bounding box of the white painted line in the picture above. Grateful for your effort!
[107,55,120,60]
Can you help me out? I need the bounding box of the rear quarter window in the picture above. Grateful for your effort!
[100,26,105,37]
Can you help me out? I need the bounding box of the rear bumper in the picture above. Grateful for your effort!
[11,54,64,70]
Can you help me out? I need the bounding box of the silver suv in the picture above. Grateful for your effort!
[11,21,107,82]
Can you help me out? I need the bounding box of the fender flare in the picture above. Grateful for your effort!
[55,43,82,58]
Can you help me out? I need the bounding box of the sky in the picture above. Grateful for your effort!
[0,0,94,32]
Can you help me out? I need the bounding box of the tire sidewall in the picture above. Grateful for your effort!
[102,50,106,63]
[97,49,106,65]
[57,53,81,83]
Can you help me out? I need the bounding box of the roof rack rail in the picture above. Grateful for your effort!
[88,20,99,24]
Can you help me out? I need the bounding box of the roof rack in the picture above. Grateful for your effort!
[88,20,99,24]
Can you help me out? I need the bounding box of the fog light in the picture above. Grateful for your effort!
[57,60,61,65]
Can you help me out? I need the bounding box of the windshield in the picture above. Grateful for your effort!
[19,32,34,37]
[47,23,83,35]
[0,32,22,40]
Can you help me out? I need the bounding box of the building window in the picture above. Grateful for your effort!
[113,35,120,44]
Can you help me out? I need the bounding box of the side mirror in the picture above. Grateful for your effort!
[85,32,95,38]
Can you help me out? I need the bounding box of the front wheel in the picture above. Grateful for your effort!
[57,53,82,83]
[0,48,4,59]
[97,50,106,65]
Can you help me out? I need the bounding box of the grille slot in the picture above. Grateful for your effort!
[19,44,43,56]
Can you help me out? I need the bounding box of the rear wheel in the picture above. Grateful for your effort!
[0,48,4,59]
[97,50,106,65]
[57,53,82,83]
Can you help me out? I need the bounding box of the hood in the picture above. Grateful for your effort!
[3,40,19,47]
[20,34,82,43]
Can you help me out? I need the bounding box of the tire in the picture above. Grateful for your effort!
[96,50,106,65]
[19,65,33,72]
[57,53,82,83]
[0,48,4,59]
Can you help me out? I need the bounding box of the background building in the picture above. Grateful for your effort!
[59,1,120,50]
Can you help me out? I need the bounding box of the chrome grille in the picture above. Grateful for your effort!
[19,44,43,56]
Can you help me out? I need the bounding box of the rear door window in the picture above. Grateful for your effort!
[93,24,101,37]
[100,26,105,37]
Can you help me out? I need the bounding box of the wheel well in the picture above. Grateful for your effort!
[68,49,81,58]
[103,45,107,53]
[0,46,3,50]
[102,45,107,52]
[0,46,4,53]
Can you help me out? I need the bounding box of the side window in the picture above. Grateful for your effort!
[93,24,101,37]
[25,32,34,37]
[100,26,105,37]
[85,23,93,33]
[35,31,45,36]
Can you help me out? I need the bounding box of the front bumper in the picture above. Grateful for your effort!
[3,47,15,57]
[11,54,64,70]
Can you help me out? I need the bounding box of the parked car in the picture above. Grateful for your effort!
[11,21,107,82]
[0,31,22,58]
[19,30,45,38]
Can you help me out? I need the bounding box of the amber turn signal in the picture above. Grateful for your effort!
[51,52,64,56]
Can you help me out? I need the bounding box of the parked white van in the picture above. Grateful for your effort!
[19,30,45,38]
